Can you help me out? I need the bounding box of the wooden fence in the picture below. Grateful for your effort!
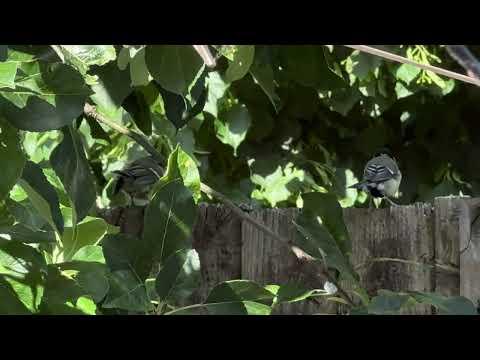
[103,196,480,314]
[190,197,480,314]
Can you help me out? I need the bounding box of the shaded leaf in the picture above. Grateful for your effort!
[0,116,26,200]
[19,161,63,234]
[52,45,116,76]
[215,103,251,156]
[51,126,96,222]
[102,269,150,312]
[0,223,55,244]
[0,62,91,131]
[224,46,255,83]
[250,61,280,111]
[0,61,18,89]
[143,180,197,267]
[0,46,6,62]
[155,248,190,303]
[146,45,204,95]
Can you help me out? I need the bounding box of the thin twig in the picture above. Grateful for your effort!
[343,45,480,87]
[354,256,459,274]
[84,103,355,307]
[445,45,480,80]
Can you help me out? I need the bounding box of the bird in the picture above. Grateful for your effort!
[112,156,165,206]
[349,149,402,206]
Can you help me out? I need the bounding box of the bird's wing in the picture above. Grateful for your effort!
[363,155,399,183]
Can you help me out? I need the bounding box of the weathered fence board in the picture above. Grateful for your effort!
[103,196,480,314]
[191,197,479,314]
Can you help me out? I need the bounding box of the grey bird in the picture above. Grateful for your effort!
[349,150,402,206]
[112,156,165,206]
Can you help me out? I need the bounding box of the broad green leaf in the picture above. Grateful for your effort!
[89,61,132,121]
[224,46,255,83]
[368,290,412,314]
[71,296,96,315]
[155,248,190,303]
[143,179,197,267]
[409,291,477,315]
[0,62,91,131]
[250,61,280,112]
[123,88,152,135]
[61,216,108,261]
[250,159,306,207]
[160,145,201,202]
[39,265,90,314]
[72,244,105,263]
[0,116,26,200]
[350,51,382,81]
[50,126,96,222]
[0,200,14,227]
[102,269,150,312]
[0,239,47,313]
[294,213,358,283]
[396,64,421,85]
[0,223,55,244]
[155,83,188,129]
[204,72,229,117]
[146,45,204,95]
[280,46,346,90]
[51,45,116,76]
[215,103,251,156]
[0,61,18,89]
[58,256,109,303]
[19,161,63,234]
[0,277,32,314]
[274,282,327,304]
[130,47,151,87]
[302,192,351,255]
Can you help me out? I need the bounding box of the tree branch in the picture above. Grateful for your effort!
[343,45,480,87]
[84,103,355,308]
[445,45,480,80]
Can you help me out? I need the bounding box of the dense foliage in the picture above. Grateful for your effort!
[0,45,478,315]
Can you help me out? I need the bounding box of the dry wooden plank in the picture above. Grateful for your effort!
[433,197,463,297]
[460,198,480,308]
[191,204,243,303]
[241,208,336,315]
[343,203,435,314]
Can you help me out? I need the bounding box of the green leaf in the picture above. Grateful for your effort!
[204,72,229,117]
[0,116,26,200]
[61,217,108,261]
[368,290,412,314]
[89,61,132,121]
[294,211,358,283]
[0,277,32,314]
[143,179,197,267]
[224,46,255,83]
[161,145,201,202]
[51,45,116,76]
[215,103,251,156]
[409,291,477,315]
[0,239,47,313]
[130,47,151,87]
[350,51,382,81]
[156,84,188,130]
[302,192,351,255]
[0,62,91,131]
[102,270,150,312]
[146,45,204,95]
[19,161,64,234]
[72,244,105,263]
[0,61,18,89]
[0,223,55,244]
[155,248,190,303]
[50,126,96,222]
[123,89,152,135]
[396,64,421,85]
[250,61,280,112]
[274,282,327,304]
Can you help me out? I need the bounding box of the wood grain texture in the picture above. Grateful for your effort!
[242,208,336,315]
[191,204,243,303]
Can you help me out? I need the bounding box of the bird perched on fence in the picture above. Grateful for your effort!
[112,156,165,206]
[349,149,402,206]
